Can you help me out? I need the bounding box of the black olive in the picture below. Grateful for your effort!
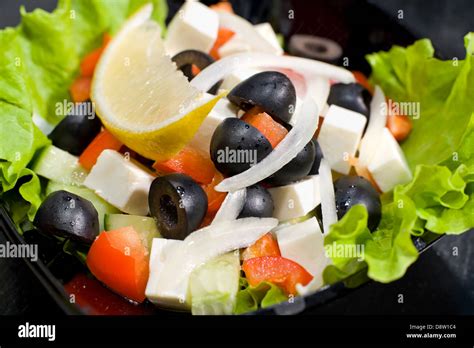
[33,190,100,244]
[148,174,208,240]
[49,100,102,155]
[171,50,222,94]
[210,118,273,177]
[227,71,297,124]
[309,140,324,175]
[334,176,381,231]
[327,83,371,119]
[238,184,274,219]
[266,141,316,186]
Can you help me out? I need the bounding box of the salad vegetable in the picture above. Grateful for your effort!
[1,0,473,315]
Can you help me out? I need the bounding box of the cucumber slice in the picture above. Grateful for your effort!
[189,252,240,315]
[104,214,161,251]
[46,181,120,231]
[32,145,88,186]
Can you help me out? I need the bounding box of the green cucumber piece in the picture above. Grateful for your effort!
[46,181,120,231]
[104,214,161,251]
[189,252,240,315]
[32,145,88,186]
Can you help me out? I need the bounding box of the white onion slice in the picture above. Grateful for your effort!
[358,86,387,167]
[211,188,247,224]
[215,97,319,192]
[216,11,276,54]
[157,217,278,295]
[191,52,355,93]
[306,75,330,117]
[319,158,338,234]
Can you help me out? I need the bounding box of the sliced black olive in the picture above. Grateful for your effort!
[33,190,100,244]
[238,184,274,218]
[49,100,102,156]
[266,141,316,186]
[171,50,221,94]
[327,83,371,119]
[210,118,273,177]
[227,71,297,124]
[309,140,324,175]
[334,176,381,231]
[148,174,208,240]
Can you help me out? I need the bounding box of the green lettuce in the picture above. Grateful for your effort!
[0,1,168,226]
[367,33,474,169]
[325,164,474,283]
[233,278,288,314]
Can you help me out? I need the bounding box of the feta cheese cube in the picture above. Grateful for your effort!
[268,176,320,221]
[188,97,237,153]
[254,23,283,55]
[84,150,154,215]
[145,239,189,310]
[368,128,412,192]
[218,23,283,58]
[220,68,261,91]
[317,105,367,174]
[165,1,219,56]
[275,217,329,287]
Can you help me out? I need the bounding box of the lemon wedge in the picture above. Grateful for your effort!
[91,4,220,161]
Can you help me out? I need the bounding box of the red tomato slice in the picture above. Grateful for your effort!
[242,233,281,260]
[79,130,123,170]
[86,227,149,303]
[241,107,288,148]
[242,256,313,295]
[80,33,112,77]
[352,70,374,95]
[153,147,215,185]
[210,28,235,60]
[202,171,227,215]
[70,76,92,103]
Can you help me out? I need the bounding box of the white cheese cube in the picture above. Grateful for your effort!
[145,239,189,310]
[275,217,329,288]
[188,97,237,153]
[254,23,283,55]
[165,1,219,56]
[217,35,251,58]
[368,128,412,192]
[317,105,367,174]
[220,68,261,91]
[218,23,283,58]
[84,150,154,215]
[268,176,320,222]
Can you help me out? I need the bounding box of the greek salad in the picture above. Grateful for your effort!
[1,0,473,315]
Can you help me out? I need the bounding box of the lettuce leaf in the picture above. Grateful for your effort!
[325,164,474,283]
[367,33,474,169]
[233,278,288,314]
[0,1,168,225]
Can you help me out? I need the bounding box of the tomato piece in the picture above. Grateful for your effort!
[80,33,112,77]
[242,233,281,260]
[242,256,313,295]
[70,76,92,103]
[209,28,235,60]
[79,130,123,170]
[210,1,234,13]
[241,107,288,148]
[202,171,227,215]
[352,71,374,95]
[153,147,215,185]
[86,227,149,303]
[386,111,412,142]
[64,273,154,315]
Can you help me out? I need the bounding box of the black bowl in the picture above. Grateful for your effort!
[0,0,450,315]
